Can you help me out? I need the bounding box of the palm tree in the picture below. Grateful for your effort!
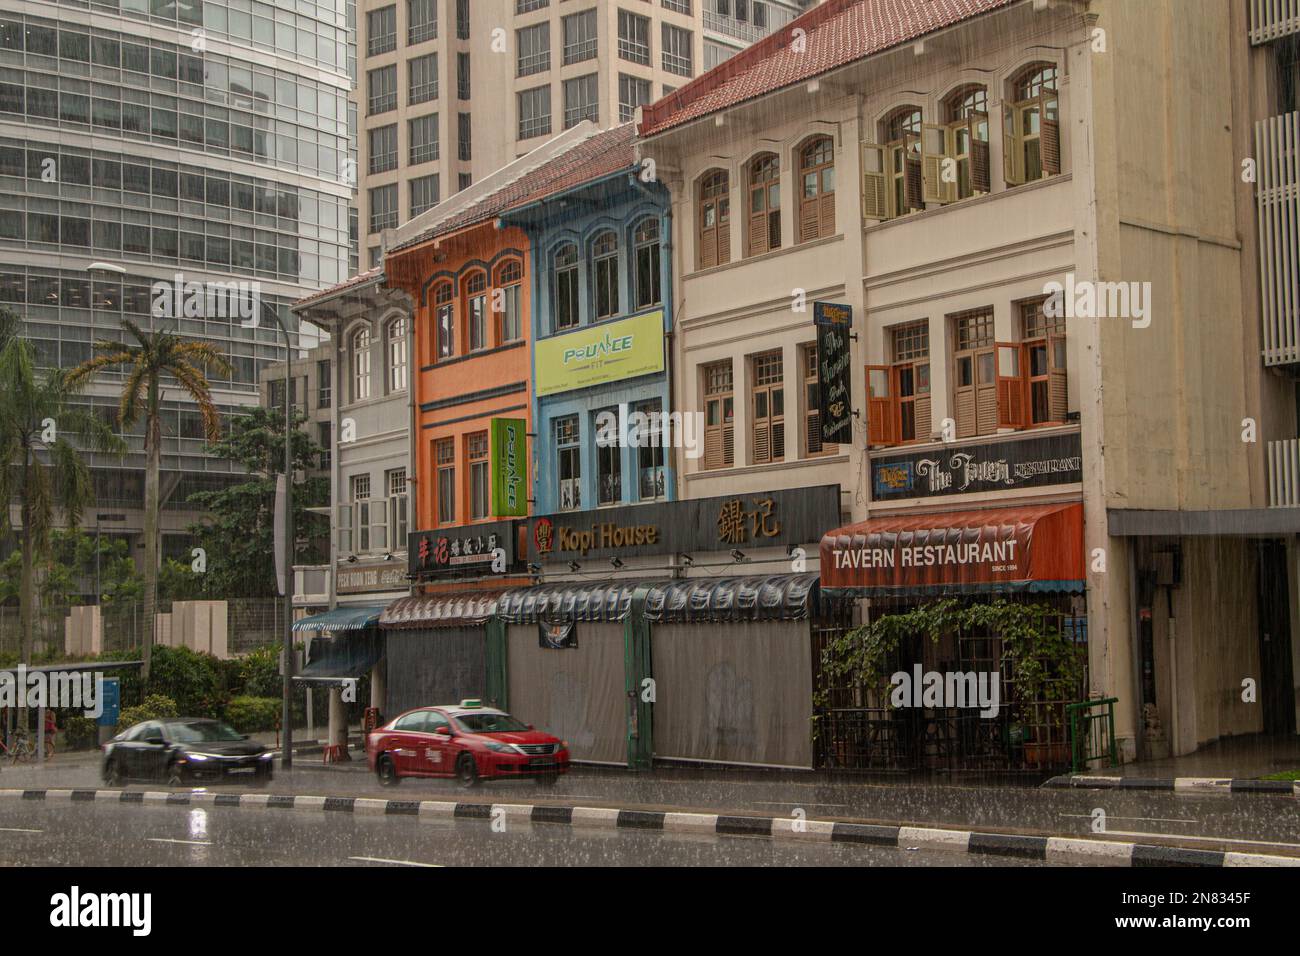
[69,320,232,681]
[0,338,124,663]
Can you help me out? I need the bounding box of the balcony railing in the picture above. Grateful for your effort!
[1268,439,1300,507]
[1250,0,1300,43]
[703,10,764,43]
[1255,112,1300,366]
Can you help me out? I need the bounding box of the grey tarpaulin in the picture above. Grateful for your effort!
[651,621,815,769]
[379,592,500,628]
[506,622,626,765]
[296,627,384,684]
[383,627,486,719]
[495,574,823,624]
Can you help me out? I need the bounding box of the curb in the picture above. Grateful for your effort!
[1044,775,1300,797]
[3,787,1297,867]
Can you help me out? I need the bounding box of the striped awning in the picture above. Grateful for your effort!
[291,604,386,633]
[496,575,822,625]
[379,592,501,629]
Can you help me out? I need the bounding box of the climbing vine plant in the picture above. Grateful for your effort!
[816,598,1086,711]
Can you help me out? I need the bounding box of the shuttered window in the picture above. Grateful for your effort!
[1005,64,1060,186]
[634,218,661,308]
[556,415,581,510]
[947,85,990,199]
[750,351,784,464]
[434,281,454,359]
[1021,297,1068,425]
[553,243,579,331]
[888,108,922,218]
[496,259,523,343]
[465,270,487,351]
[866,320,930,448]
[702,361,734,469]
[747,153,780,256]
[798,137,835,242]
[468,431,489,520]
[803,345,835,457]
[951,309,997,438]
[697,170,730,269]
[592,230,619,319]
[436,438,455,524]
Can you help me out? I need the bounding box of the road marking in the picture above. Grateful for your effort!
[1059,813,1197,824]
[755,801,849,809]
[1103,830,1300,851]
[147,837,213,846]
[0,827,42,833]
[348,856,442,867]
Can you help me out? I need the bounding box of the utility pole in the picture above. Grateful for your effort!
[265,304,294,770]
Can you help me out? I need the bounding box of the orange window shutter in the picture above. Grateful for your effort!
[866,364,896,446]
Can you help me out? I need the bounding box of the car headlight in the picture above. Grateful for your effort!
[484,741,517,754]
[185,753,211,761]
[259,753,274,761]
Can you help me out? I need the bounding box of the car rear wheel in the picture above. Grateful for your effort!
[456,753,480,789]
[376,754,399,787]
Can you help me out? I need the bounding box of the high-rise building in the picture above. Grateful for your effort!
[355,0,817,268]
[0,0,352,576]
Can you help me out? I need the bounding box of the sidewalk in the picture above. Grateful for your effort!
[1047,732,1300,792]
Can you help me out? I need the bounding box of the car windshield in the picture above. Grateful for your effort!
[453,712,529,733]
[165,720,244,743]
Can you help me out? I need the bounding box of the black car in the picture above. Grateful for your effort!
[102,718,275,786]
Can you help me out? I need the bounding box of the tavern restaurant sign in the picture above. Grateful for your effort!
[872,432,1083,500]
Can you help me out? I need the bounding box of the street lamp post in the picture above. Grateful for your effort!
[264,305,294,770]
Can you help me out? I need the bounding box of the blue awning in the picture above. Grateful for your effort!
[292,604,386,633]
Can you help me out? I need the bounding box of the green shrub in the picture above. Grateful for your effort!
[232,645,281,699]
[117,693,178,730]
[63,715,99,750]
[225,695,280,733]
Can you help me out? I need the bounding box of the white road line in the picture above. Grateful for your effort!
[1059,813,1198,824]
[147,837,213,846]
[754,801,849,809]
[1103,830,1300,851]
[348,856,442,867]
[0,827,42,833]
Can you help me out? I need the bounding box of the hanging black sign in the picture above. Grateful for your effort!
[814,301,853,444]
[538,621,577,649]
[871,431,1084,500]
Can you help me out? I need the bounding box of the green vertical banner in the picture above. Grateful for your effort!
[490,417,528,517]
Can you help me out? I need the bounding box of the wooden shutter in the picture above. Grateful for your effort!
[1003,103,1023,186]
[717,198,731,264]
[699,203,718,269]
[861,144,889,220]
[914,392,932,441]
[1041,100,1061,175]
[921,124,954,205]
[748,205,769,257]
[996,343,1026,430]
[954,354,976,439]
[722,419,734,465]
[866,365,896,447]
[819,191,835,237]
[904,151,923,212]
[1048,332,1068,422]
[970,116,991,193]
[799,190,820,242]
[975,346,998,435]
[704,421,722,469]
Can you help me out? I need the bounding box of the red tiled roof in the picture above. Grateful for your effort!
[639,0,1017,137]
[293,266,383,310]
[389,124,638,255]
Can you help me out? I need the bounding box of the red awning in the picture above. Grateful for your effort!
[819,502,1084,596]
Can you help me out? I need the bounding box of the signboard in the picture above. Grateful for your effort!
[534,310,665,397]
[96,677,120,727]
[814,301,853,444]
[408,520,519,580]
[336,563,409,594]
[872,431,1083,500]
[538,621,577,649]
[528,484,840,562]
[490,417,528,517]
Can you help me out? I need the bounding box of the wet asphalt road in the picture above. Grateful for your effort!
[3,753,1298,854]
[0,799,1051,867]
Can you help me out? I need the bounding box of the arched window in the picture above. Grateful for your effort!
[1006,63,1060,185]
[385,316,407,392]
[464,270,487,351]
[886,107,923,218]
[434,281,454,359]
[797,136,835,242]
[944,85,990,199]
[633,218,661,309]
[495,258,522,343]
[553,242,579,331]
[592,230,619,319]
[351,326,371,402]
[697,170,730,269]
[747,153,780,256]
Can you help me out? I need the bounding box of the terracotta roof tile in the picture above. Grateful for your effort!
[389,124,638,254]
[292,265,383,310]
[639,0,1017,137]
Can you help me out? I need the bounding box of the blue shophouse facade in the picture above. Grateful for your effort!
[501,167,673,515]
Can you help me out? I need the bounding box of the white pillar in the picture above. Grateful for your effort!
[328,686,348,757]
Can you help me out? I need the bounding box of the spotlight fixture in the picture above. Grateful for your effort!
[677,553,694,567]
[527,563,542,574]
[346,554,358,563]
[731,549,747,562]
[382,552,394,561]
[568,561,581,573]
[610,557,624,570]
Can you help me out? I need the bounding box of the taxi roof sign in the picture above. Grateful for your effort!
[459,698,482,708]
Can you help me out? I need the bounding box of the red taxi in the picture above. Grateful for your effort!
[366,700,569,788]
